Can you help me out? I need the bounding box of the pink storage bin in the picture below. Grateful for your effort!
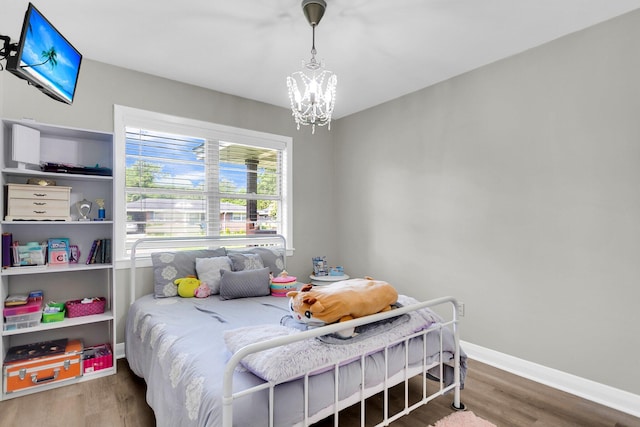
[83,343,113,374]
[65,297,106,318]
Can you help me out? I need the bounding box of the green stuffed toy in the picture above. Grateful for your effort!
[174,275,201,298]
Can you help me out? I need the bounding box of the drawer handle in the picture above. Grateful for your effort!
[31,368,60,384]
[33,202,47,206]
[32,193,48,197]
[33,210,47,214]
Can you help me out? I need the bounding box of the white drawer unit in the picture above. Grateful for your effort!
[5,184,72,221]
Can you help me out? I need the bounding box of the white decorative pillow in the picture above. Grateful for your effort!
[195,256,232,295]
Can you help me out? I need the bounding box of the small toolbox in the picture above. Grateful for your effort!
[3,339,83,393]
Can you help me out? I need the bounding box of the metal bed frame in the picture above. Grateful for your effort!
[223,296,464,427]
[129,235,465,427]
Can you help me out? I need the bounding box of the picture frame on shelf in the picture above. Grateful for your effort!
[69,245,80,264]
[48,238,70,265]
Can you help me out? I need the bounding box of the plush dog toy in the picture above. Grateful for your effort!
[174,275,209,298]
[286,277,398,335]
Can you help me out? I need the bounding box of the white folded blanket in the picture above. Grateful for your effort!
[224,295,443,382]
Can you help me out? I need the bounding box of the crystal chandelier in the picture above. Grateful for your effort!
[287,0,337,134]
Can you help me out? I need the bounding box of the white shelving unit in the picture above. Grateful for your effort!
[0,118,116,400]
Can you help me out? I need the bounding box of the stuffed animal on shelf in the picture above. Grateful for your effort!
[174,275,208,298]
[286,277,398,336]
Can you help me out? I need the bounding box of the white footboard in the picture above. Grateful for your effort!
[222,296,463,427]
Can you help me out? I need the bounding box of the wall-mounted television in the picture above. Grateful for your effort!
[5,3,82,105]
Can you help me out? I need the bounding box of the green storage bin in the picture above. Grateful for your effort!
[42,302,65,323]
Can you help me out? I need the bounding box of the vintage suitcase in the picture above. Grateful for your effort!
[3,339,83,393]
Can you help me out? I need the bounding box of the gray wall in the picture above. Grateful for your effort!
[0,60,338,354]
[333,10,640,395]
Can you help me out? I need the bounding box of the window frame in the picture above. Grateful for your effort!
[113,105,293,267]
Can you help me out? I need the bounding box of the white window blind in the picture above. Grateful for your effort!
[125,128,210,244]
[115,106,292,260]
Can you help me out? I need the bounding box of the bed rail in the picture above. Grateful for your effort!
[222,296,463,427]
[129,234,287,306]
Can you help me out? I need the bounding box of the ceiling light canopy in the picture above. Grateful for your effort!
[287,0,337,134]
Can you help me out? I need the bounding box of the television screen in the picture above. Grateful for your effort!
[6,3,82,104]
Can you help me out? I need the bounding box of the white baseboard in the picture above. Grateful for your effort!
[461,340,640,418]
[115,342,126,359]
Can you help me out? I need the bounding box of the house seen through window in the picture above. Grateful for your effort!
[116,107,292,258]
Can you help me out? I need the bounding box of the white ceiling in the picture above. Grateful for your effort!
[2,1,640,118]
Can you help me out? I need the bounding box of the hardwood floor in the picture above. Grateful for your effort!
[314,360,640,427]
[0,358,638,427]
[0,358,154,427]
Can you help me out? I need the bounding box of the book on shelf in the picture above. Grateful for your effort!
[103,239,111,263]
[85,239,111,264]
[90,239,101,264]
[4,294,28,306]
[85,240,98,264]
[97,239,104,263]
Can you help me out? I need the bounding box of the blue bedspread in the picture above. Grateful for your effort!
[125,294,466,427]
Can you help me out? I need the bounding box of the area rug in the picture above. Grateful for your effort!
[428,411,496,427]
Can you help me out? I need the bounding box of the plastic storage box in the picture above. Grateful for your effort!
[3,298,42,317]
[3,310,42,331]
[12,243,46,266]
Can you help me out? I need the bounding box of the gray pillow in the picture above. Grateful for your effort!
[228,252,264,272]
[227,247,286,276]
[151,248,226,298]
[219,267,270,300]
[248,247,286,276]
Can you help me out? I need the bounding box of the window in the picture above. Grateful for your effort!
[114,106,293,262]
